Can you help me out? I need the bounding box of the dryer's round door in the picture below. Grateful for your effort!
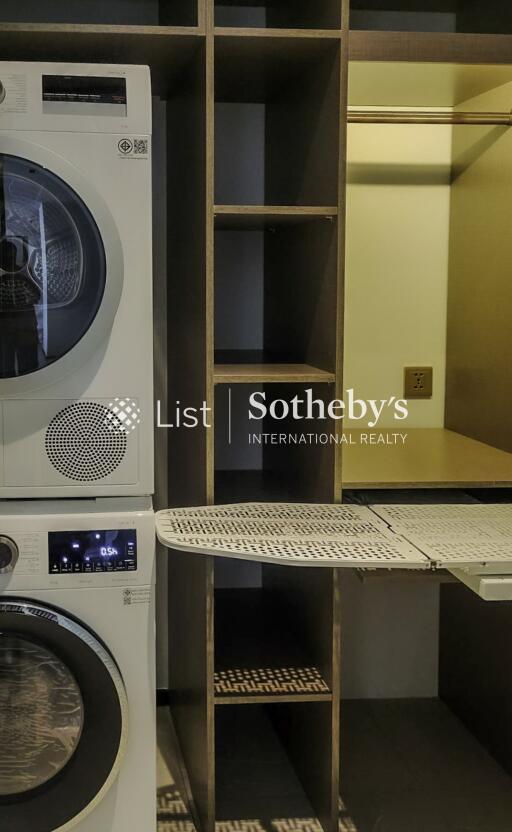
[0,154,106,379]
[0,599,128,832]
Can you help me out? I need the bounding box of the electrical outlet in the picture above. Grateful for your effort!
[404,366,433,399]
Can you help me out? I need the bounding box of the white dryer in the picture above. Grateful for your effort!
[0,62,154,498]
[0,497,156,832]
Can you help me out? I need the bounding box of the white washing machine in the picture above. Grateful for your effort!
[0,62,154,498]
[0,497,156,832]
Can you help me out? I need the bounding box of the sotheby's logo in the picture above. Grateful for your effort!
[157,388,410,447]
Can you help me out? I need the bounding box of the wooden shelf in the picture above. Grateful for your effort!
[350,0,457,10]
[214,363,336,384]
[215,27,342,39]
[215,204,338,229]
[0,23,203,96]
[215,588,332,704]
[342,428,512,489]
[349,30,512,64]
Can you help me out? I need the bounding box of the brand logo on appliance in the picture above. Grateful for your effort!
[117,137,149,158]
[118,138,133,155]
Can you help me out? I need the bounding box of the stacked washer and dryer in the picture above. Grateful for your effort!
[0,63,156,831]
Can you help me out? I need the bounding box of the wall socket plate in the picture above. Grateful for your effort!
[404,366,433,399]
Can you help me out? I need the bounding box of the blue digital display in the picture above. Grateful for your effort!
[49,530,137,574]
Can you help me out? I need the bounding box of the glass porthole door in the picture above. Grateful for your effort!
[0,153,107,380]
[0,600,128,832]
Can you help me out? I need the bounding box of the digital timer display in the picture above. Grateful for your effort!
[49,530,137,574]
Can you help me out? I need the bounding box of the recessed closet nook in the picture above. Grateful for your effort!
[344,59,512,491]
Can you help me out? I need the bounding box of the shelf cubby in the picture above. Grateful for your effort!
[215,563,340,831]
[214,0,343,31]
[215,33,342,207]
[214,218,339,373]
[214,381,340,504]
[216,702,336,829]
[214,587,332,704]
[0,0,199,27]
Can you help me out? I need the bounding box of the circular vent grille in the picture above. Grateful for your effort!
[45,402,128,482]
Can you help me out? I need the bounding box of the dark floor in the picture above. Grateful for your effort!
[157,699,512,832]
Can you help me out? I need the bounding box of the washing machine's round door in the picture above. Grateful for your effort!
[0,599,128,832]
[0,139,123,395]
[0,154,106,379]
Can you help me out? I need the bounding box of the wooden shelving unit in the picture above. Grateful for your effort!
[165,8,512,831]
[168,2,348,830]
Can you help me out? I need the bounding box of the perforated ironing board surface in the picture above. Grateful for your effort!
[371,504,512,571]
[156,503,430,568]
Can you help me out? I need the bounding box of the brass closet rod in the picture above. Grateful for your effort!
[348,110,512,125]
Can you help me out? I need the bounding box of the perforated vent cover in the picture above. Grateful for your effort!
[45,402,127,482]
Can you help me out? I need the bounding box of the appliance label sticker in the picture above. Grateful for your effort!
[1,75,28,114]
[117,137,150,158]
[122,588,151,606]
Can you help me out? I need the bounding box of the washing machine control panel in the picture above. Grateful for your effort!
[48,530,137,575]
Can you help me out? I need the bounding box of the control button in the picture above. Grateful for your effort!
[0,536,19,573]
[0,82,5,104]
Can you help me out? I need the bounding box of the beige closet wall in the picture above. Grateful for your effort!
[344,120,452,428]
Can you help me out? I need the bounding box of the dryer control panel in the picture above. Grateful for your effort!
[48,529,137,574]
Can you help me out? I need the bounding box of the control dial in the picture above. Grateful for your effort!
[0,536,18,573]
[0,81,5,105]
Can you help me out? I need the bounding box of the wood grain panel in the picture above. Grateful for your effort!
[168,551,215,832]
[206,0,216,506]
[446,82,512,456]
[0,23,201,96]
[342,429,512,489]
[264,566,342,832]
[349,30,512,64]
[440,582,512,777]
[159,0,199,26]
[167,47,209,508]
[264,220,338,371]
[265,41,341,205]
[335,0,349,502]
[266,0,342,30]
[214,363,336,383]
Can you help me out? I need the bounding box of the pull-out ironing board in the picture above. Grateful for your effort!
[157,502,512,600]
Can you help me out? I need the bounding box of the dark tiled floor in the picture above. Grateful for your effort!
[158,699,512,832]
